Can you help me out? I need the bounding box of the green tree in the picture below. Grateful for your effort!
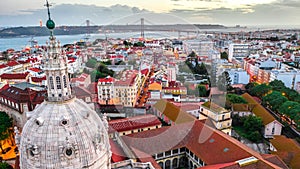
[262,91,288,111]
[227,94,248,104]
[243,115,263,132]
[197,85,208,97]
[243,115,263,142]
[280,87,300,102]
[0,161,12,169]
[115,60,126,65]
[188,51,196,58]
[101,60,112,65]
[279,101,300,120]
[217,71,232,91]
[269,80,285,91]
[0,112,13,152]
[133,42,144,47]
[249,83,271,98]
[245,82,258,91]
[179,63,192,73]
[220,51,228,60]
[248,131,261,143]
[86,58,98,68]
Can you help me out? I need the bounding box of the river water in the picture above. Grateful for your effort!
[0,31,179,51]
[1,25,299,51]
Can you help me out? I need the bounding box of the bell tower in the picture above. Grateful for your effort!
[43,0,72,102]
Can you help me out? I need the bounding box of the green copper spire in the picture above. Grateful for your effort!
[45,0,55,35]
[46,19,55,30]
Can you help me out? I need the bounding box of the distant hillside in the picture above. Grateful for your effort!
[0,24,227,38]
[0,26,101,38]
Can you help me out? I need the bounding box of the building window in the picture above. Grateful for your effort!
[63,75,67,88]
[157,153,163,158]
[56,76,61,89]
[271,127,275,135]
[49,76,54,89]
[165,151,171,156]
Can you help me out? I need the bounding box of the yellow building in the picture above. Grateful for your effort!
[200,102,232,135]
[114,70,142,107]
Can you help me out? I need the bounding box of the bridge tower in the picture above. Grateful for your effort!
[141,18,145,39]
[86,19,90,27]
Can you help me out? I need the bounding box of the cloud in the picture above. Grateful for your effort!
[166,0,300,26]
[0,4,151,26]
[1,1,300,27]
[272,0,300,8]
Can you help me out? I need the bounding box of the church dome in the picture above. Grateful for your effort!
[20,98,111,169]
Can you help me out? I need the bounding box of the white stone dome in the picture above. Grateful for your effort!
[20,98,111,169]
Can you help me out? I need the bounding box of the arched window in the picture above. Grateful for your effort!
[49,77,54,89]
[165,160,171,169]
[63,75,67,88]
[173,158,178,168]
[158,162,163,169]
[56,76,61,89]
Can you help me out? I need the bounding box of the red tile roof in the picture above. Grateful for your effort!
[154,99,196,124]
[176,103,201,112]
[6,60,20,67]
[198,162,236,169]
[270,135,300,169]
[109,114,161,133]
[115,70,138,86]
[141,69,149,76]
[0,86,46,110]
[71,73,90,83]
[72,86,91,97]
[31,76,46,83]
[0,64,8,69]
[28,67,42,73]
[122,120,282,168]
[241,93,276,125]
[98,76,115,83]
[109,139,127,163]
[0,72,30,80]
[87,82,97,94]
[262,154,289,169]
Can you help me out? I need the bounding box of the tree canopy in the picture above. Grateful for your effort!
[233,115,263,143]
[249,83,271,98]
[90,63,114,82]
[198,85,208,97]
[262,91,288,111]
[217,71,232,91]
[227,94,248,104]
[220,51,228,60]
[248,79,300,129]
[0,161,12,169]
[0,111,13,152]
[269,79,285,91]
[86,58,98,68]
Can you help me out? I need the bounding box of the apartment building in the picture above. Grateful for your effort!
[199,102,232,135]
[228,43,250,62]
[226,68,250,84]
[183,40,214,56]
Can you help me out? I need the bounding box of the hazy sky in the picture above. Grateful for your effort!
[1,0,300,27]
